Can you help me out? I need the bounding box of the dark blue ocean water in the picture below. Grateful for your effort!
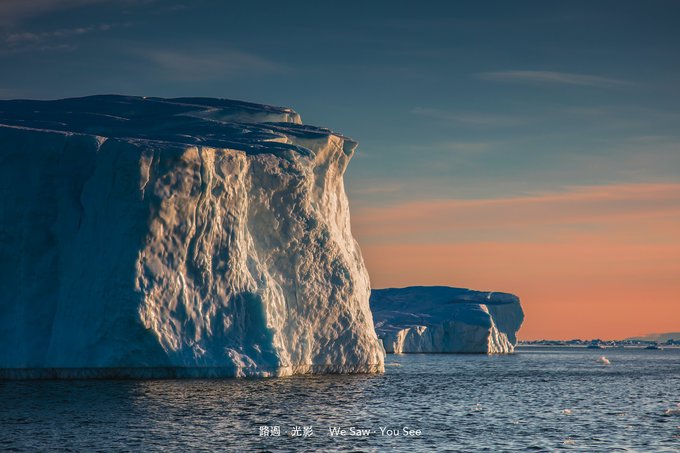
[1,346,679,452]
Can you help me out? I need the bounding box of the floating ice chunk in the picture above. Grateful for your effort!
[664,404,680,416]
[597,356,611,365]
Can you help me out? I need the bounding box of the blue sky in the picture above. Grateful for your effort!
[1,0,678,207]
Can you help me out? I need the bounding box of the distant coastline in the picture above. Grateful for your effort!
[625,332,680,342]
[520,333,680,349]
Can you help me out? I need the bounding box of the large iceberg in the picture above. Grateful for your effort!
[371,286,524,353]
[0,95,384,378]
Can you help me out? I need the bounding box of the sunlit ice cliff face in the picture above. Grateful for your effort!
[371,286,524,354]
[0,95,384,378]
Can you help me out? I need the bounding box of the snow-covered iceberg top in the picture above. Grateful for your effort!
[371,286,524,354]
[0,95,383,378]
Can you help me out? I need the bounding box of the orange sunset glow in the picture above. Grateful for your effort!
[352,183,680,340]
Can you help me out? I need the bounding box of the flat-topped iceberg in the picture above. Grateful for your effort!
[371,286,524,353]
[0,95,384,378]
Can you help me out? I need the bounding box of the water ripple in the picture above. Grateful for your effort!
[1,347,679,452]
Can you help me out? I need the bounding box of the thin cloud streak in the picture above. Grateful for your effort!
[5,23,114,44]
[411,107,524,126]
[0,0,152,23]
[347,182,404,196]
[353,183,680,242]
[477,70,633,88]
[135,48,289,81]
[1,23,122,55]
[407,140,498,154]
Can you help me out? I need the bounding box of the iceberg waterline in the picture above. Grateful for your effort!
[371,286,524,353]
[0,95,384,378]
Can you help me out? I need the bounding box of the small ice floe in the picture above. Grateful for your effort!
[471,403,483,412]
[664,403,680,416]
[596,356,611,365]
[563,438,575,445]
[561,409,573,415]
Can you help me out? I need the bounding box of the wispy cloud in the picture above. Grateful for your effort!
[0,0,152,24]
[136,48,289,81]
[477,70,632,88]
[6,23,113,44]
[2,23,119,54]
[353,183,680,243]
[347,181,404,196]
[1,22,122,55]
[562,105,680,126]
[412,140,497,154]
[0,0,107,24]
[411,107,524,126]
[152,3,193,15]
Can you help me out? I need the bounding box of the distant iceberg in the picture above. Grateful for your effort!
[371,286,524,353]
[0,95,384,378]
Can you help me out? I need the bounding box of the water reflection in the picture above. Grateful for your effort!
[2,348,680,452]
